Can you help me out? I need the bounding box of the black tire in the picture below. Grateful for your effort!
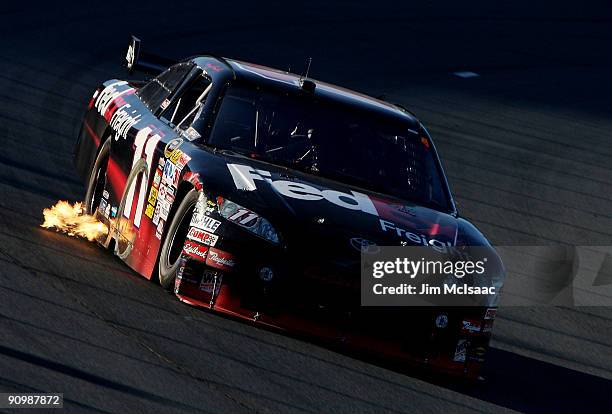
[158,188,200,290]
[84,139,111,215]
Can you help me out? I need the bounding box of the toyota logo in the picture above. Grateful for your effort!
[350,238,379,254]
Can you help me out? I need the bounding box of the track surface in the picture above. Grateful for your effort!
[1,1,611,412]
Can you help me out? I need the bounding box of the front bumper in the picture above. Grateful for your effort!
[173,223,496,379]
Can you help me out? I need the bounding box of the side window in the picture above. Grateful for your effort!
[159,71,212,130]
[136,63,193,112]
[208,93,257,152]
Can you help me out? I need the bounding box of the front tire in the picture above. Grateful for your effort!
[158,189,199,290]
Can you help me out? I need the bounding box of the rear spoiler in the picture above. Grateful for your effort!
[125,35,176,75]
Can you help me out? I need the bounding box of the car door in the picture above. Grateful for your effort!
[114,64,213,277]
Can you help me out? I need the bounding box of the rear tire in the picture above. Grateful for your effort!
[84,139,111,215]
[158,188,200,290]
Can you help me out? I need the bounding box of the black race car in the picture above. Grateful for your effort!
[73,36,504,379]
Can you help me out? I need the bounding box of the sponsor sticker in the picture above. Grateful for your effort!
[176,152,191,170]
[182,240,209,261]
[169,149,182,164]
[102,190,109,199]
[162,162,178,185]
[187,227,219,246]
[148,187,158,206]
[435,313,448,328]
[453,339,468,362]
[206,248,236,271]
[227,208,259,227]
[99,198,108,215]
[184,126,201,141]
[164,138,183,157]
[144,204,155,219]
[484,308,497,320]
[199,270,222,294]
[190,214,221,233]
[158,199,171,221]
[461,319,482,334]
[153,167,162,187]
[152,202,161,225]
[155,219,165,240]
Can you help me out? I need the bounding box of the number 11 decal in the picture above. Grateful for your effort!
[123,127,161,228]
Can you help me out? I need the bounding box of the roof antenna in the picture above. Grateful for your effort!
[300,57,312,81]
[299,57,316,93]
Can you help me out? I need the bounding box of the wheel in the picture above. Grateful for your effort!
[158,188,199,290]
[84,139,111,215]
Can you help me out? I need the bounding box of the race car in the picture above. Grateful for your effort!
[73,36,505,379]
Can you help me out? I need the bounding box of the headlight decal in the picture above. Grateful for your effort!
[218,198,280,244]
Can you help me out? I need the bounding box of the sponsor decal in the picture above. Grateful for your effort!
[484,308,497,320]
[184,126,201,141]
[176,152,191,170]
[379,219,452,252]
[435,313,448,328]
[169,149,183,164]
[227,163,378,215]
[158,183,167,199]
[176,258,186,280]
[104,203,111,218]
[187,227,219,246]
[102,190,109,199]
[182,240,209,261]
[482,320,494,333]
[190,213,221,233]
[152,201,161,225]
[453,339,468,362]
[473,346,487,357]
[227,208,259,227]
[94,81,141,140]
[99,198,108,215]
[164,138,183,157]
[205,200,216,215]
[153,166,162,187]
[350,238,379,254]
[162,161,178,185]
[206,63,222,72]
[421,136,430,149]
[461,319,482,334]
[206,248,236,271]
[199,270,221,294]
[144,204,155,219]
[147,187,159,207]
[158,198,171,221]
[155,219,165,240]
[110,206,117,218]
[160,98,170,110]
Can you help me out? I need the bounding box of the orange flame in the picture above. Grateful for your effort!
[41,201,108,241]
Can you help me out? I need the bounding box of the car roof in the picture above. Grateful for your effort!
[225,59,420,128]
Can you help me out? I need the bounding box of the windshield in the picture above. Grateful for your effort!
[208,84,452,212]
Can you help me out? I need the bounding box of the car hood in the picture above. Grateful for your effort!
[196,151,470,251]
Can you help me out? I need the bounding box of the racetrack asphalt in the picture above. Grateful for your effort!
[0,1,611,412]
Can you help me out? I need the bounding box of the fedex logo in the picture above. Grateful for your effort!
[227,163,378,216]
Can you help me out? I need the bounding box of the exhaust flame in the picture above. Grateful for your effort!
[41,201,108,241]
